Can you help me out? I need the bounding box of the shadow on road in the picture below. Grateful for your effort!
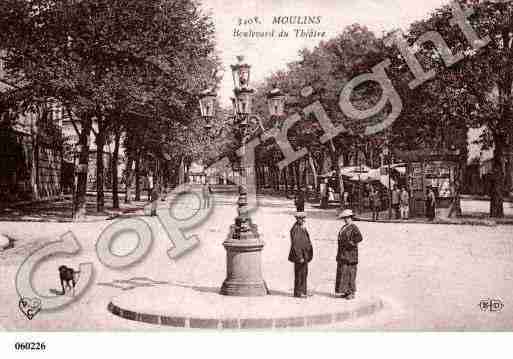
[168,283,337,299]
[0,195,145,222]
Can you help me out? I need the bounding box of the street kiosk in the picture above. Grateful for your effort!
[394,149,460,218]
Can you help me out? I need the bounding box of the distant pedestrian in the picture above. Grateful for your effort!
[202,183,210,209]
[288,212,313,298]
[352,188,358,210]
[363,191,370,210]
[392,185,401,219]
[343,191,350,209]
[426,187,436,221]
[294,187,306,212]
[150,185,159,216]
[335,209,363,300]
[328,186,335,203]
[369,187,380,220]
[447,180,461,218]
[161,184,168,201]
[400,187,410,220]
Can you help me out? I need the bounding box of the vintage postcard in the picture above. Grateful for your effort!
[0,0,512,354]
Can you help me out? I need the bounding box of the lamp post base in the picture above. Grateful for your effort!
[220,229,268,297]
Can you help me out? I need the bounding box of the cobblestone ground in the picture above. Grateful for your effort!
[1,192,513,330]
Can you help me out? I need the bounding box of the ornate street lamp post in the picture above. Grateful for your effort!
[267,86,286,119]
[198,56,286,296]
[198,88,216,130]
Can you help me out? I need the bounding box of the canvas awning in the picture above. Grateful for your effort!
[320,166,396,189]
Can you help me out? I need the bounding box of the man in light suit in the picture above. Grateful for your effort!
[335,209,363,299]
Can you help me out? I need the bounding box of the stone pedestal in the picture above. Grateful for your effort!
[108,285,385,329]
[220,232,267,296]
[220,183,268,297]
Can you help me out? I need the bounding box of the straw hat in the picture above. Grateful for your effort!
[338,209,354,219]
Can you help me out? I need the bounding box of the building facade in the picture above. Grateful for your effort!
[0,72,63,203]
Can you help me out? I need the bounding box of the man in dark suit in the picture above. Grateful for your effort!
[294,187,306,212]
[335,209,363,299]
[288,212,313,298]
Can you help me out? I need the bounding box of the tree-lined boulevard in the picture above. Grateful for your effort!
[1,0,512,219]
[1,0,513,332]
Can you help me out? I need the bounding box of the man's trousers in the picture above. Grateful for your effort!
[294,262,308,297]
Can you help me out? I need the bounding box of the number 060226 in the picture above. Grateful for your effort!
[14,342,46,351]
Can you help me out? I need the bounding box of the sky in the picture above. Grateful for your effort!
[200,0,451,106]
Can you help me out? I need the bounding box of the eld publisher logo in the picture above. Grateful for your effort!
[479,299,504,313]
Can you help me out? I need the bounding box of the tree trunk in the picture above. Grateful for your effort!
[96,127,105,213]
[448,151,465,218]
[268,165,273,190]
[112,129,121,209]
[177,156,184,185]
[27,113,40,201]
[308,152,318,191]
[302,167,309,188]
[135,154,141,201]
[270,166,275,191]
[490,131,505,218]
[255,166,261,190]
[124,154,134,203]
[156,159,162,189]
[328,140,344,208]
[283,167,288,194]
[272,164,278,191]
[31,135,40,201]
[294,161,301,189]
[73,117,92,220]
[269,165,274,191]
[271,166,276,190]
[505,152,513,194]
[275,167,278,191]
[258,166,263,189]
[315,149,326,191]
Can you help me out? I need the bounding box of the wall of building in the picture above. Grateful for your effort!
[0,129,31,201]
[0,129,62,202]
[36,144,61,198]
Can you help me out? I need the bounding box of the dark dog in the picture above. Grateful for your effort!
[58,265,80,296]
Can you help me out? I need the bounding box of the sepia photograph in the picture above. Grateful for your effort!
[0,0,513,355]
